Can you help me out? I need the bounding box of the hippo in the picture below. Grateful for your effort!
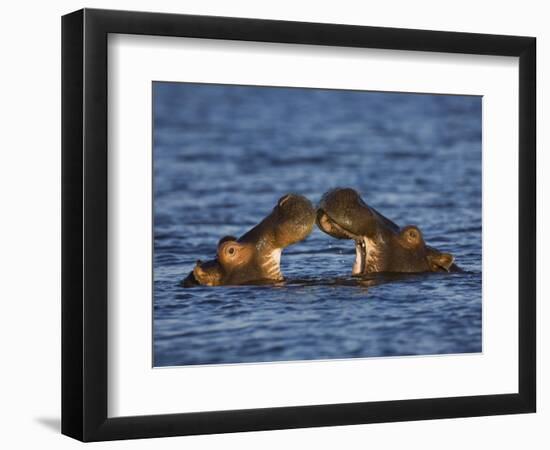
[182,194,316,287]
[316,188,459,275]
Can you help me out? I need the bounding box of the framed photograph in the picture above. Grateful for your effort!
[61,8,536,442]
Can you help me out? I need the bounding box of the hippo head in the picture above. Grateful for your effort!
[316,188,456,275]
[183,194,316,286]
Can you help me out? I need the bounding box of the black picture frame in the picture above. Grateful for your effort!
[61,8,536,442]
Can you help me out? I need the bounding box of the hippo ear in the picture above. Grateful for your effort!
[181,270,200,288]
[192,260,224,286]
[428,253,455,272]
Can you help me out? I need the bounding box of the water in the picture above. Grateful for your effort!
[153,82,482,367]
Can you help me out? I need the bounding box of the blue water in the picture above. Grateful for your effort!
[153,82,482,367]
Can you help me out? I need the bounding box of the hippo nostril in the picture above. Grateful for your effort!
[278,194,291,207]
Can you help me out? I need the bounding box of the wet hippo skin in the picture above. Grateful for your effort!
[182,194,316,287]
[317,188,460,275]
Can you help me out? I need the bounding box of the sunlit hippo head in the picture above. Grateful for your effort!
[183,194,316,287]
[317,188,457,275]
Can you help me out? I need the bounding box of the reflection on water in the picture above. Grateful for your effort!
[153,83,482,367]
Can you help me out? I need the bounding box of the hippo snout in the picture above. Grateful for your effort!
[317,188,375,238]
[271,193,316,247]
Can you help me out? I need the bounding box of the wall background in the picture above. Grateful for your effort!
[0,1,545,448]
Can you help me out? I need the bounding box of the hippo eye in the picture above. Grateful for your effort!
[227,247,235,255]
[403,227,421,244]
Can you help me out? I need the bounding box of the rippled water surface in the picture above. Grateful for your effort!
[153,83,482,367]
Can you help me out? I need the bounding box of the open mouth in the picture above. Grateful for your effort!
[317,210,369,276]
[353,238,368,275]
